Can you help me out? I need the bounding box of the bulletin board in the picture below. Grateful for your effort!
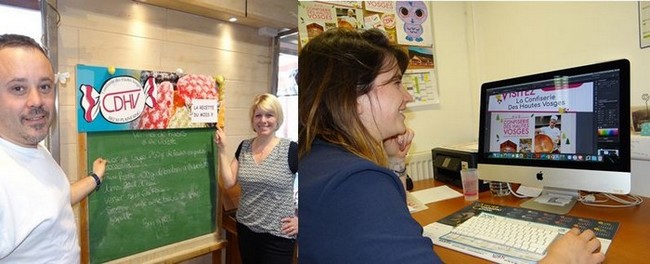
[298,1,440,107]
[77,65,226,263]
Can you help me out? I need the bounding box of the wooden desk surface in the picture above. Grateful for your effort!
[411,179,650,263]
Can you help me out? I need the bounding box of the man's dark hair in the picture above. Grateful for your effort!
[0,34,48,57]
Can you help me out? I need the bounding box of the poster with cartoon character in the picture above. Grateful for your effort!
[395,1,433,46]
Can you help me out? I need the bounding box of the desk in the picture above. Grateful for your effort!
[411,179,650,263]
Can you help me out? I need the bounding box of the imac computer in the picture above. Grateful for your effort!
[477,59,631,214]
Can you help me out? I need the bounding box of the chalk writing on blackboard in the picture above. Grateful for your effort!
[87,129,216,263]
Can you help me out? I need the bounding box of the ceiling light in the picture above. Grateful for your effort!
[228,17,237,22]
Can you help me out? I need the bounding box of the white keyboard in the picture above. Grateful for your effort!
[439,212,570,262]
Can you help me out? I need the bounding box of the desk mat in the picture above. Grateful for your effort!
[437,202,619,240]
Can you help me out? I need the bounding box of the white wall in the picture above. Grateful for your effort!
[411,1,650,196]
[468,1,650,107]
[0,4,41,42]
[405,2,477,154]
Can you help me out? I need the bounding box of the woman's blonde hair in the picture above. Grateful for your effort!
[250,93,284,132]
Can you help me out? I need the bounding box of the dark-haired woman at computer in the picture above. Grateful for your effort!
[298,27,605,264]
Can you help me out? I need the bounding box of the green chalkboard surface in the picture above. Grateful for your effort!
[86,129,217,263]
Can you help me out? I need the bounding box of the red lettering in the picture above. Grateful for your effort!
[503,118,529,136]
[503,90,536,100]
[367,1,393,10]
[307,7,333,20]
[102,89,141,113]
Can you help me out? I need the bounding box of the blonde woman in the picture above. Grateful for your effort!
[215,93,297,264]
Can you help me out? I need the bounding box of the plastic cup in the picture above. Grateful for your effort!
[460,168,479,201]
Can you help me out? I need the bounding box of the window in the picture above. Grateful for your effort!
[0,3,41,42]
[273,29,298,142]
[1,1,60,161]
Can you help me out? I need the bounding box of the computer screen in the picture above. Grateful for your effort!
[477,59,631,213]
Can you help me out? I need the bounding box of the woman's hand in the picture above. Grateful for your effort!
[214,126,226,150]
[384,128,415,160]
[540,228,605,264]
[281,216,298,236]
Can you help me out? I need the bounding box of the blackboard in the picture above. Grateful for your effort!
[86,129,217,264]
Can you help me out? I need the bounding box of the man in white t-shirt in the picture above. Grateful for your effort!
[536,115,562,153]
[0,34,108,263]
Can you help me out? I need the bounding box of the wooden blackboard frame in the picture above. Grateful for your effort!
[78,132,226,263]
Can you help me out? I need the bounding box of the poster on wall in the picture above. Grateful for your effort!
[364,1,394,13]
[76,64,224,132]
[362,1,398,44]
[639,1,650,48]
[319,1,362,8]
[395,1,433,46]
[300,1,433,47]
[333,5,364,30]
[406,46,435,69]
[403,69,439,106]
[298,1,439,107]
[298,2,337,47]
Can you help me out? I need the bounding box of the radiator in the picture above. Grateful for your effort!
[406,151,434,181]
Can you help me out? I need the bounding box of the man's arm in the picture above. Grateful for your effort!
[70,158,107,205]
